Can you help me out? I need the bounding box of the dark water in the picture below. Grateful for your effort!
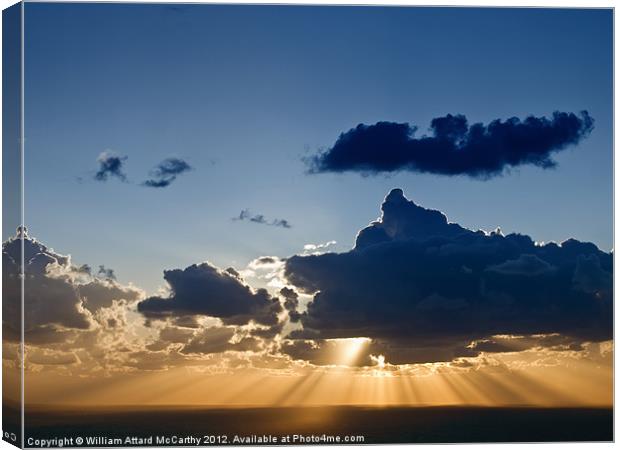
[10,405,613,446]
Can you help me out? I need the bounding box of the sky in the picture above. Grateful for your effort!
[1,4,613,411]
[17,4,613,294]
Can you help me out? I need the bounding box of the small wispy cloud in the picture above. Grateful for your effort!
[233,210,292,229]
[94,151,128,182]
[97,265,116,280]
[303,240,337,255]
[142,158,192,188]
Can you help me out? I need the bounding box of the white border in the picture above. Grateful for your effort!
[0,1,615,450]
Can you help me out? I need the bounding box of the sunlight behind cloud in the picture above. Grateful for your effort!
[335,338,371,366]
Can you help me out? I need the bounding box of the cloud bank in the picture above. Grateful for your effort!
[284,188,612,363]
[2,228,142,345]
[5,188,611,373]
[307,112,594,178]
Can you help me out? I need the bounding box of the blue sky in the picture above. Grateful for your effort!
[18,4,612,293]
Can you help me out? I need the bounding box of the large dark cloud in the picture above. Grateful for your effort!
[94,151,128,182]
[142,158,192,188]
[284,188,612,363]
[3,231,91,340]
[2,228,141,344]
[307,111,594,178]
[137,262,282,326]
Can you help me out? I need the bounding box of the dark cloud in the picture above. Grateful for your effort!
[2,229,142,344]
[233,210,292,228]
[97,265,116,280]
[455,334,585,358]
[92,154,192,188]
[280,287,301,322]
[74,264,92,276]
[284,188,612,364]
[256,256,278,265]
[94,152,128,182]
[306,111,594,178]
[142,157,192,188]
[3,231,92,342]
[137,262,282,326]
[272,219,292,228]
[281,338,462,366]
[78,280,141,313]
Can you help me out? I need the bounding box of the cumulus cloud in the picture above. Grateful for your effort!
[78,279,141,312]
[284,188,612,364]
[142,157,192,188]
[233,210,292,228]
[2,230,288,373]
[94,151,128,182]
[2,228,142,345]
[306,111,594,178]
[3,232,287,375]
[7,189,611,374]
[137,262,282,326]
[3,231,93,341]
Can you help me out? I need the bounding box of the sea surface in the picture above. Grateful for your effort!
[5,405,613,446]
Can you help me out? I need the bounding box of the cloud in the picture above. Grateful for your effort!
[1,230,286,373]
[4,213,611,378]
[233,210,292,228]
[280,287,302,322]
[456,334,586,357]
[78,280,141,313]
[248,256,281,269]
[91,154,192,188]
[142,157,192,188]
[137,262,283,326]
[94,151,128,182]
[27,348,79,366]
[306,111,594,178]
[279,337,467,366]
[283,188,612,364]
[97,265,116,280]
[3,231,93,341]
[486,254,555,276]
[303,240,337,255]
[181,326,262,355]
[2,228,142,345]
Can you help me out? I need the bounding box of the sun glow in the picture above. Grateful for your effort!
[333,337,371,366]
